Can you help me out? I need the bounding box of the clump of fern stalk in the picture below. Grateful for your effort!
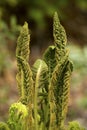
[0,12,85,130]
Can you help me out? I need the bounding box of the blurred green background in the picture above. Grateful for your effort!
[0,0,87,129]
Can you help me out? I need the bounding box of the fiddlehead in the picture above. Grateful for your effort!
[8,102,28,130]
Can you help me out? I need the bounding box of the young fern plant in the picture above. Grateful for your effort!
[0,12,85,130]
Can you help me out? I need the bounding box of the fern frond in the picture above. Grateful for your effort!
[48,12,73,129]
[53,12,67,63]
[16,56,33,104]
[49,53,68,129]
[16,22,30,96]
[32,59,49,130]
[68,121,85,130]
[43,45,56,79]
[16,22,30,60]
[16,56,34,129]
[8,102,28,130]
[49,56,73,129]
[0,122,11,130]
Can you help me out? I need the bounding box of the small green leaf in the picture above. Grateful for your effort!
[0,122,11,130]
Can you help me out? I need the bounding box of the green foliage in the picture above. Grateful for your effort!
[68,121,85,130]
[0,12,85,130]
[0,16,20,44]
[0,0,87,29]
[0,16,21,73]
[76,0,87,11]
[8,102,28,130]
[0,122,10,130]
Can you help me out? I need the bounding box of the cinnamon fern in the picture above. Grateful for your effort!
[0,12,85,130]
